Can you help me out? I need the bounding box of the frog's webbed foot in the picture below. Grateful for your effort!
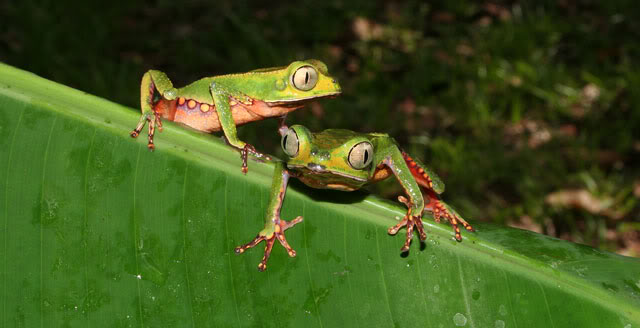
[130,111,162,151]
[387,196,427,252]
[425,191,474,241]
[235,216,303,271]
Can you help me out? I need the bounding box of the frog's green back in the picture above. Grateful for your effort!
[213,59,341,102]
[249,66,287,73]
[311,129,367,150]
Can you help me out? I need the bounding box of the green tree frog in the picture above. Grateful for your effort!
[236,125,475,271]
[130,60,341,173]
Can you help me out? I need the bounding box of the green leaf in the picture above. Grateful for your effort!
[1,62,639,327]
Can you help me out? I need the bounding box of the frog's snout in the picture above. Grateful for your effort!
[332,80,342,93]
[307,163,326,172]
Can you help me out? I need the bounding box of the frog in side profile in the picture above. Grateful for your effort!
[130,60,341,173]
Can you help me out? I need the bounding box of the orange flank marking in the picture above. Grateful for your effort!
[169,97,304,135]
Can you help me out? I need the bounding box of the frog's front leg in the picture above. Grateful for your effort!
[131,70,178,150]
[402,152,474,241]
[378,148,427,252]
[210,82,271,174]
[387,196,428,252]
[234,161,302,271]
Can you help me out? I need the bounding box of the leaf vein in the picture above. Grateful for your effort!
[456,254,476,328]
[374,228,395,326]
[413,235,430,327]
[40,116,58,328]
[181,163,196,328]
[500,269,519,328]
[223,175,241,327]
[83,128,97,328]
[3,107,24,327]
[537,280,556,328]
[303,202,324,328]
[342,213,358,327]
[132,145,144,328]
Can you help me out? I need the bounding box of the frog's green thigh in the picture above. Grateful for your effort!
[210,82,245,149]
[210,82,270,174]
[399,149,474,241]
[424,189,474,241]
[131,70,178,149]
[234,161,303,271]
[381,148,427,252]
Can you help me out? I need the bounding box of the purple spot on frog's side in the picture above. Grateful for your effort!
[175,98,214,117]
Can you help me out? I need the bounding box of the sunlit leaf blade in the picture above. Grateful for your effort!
[0,62,639,327]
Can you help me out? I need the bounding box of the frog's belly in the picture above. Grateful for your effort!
[295,171,367,192]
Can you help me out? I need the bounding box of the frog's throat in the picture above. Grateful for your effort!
[287,164,367,182]
[265,92,341,106]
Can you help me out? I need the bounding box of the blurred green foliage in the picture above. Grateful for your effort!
[1,0,638,255]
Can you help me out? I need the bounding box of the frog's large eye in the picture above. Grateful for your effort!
[348,142,373,169]
[291,66,318,91]
[281,128,300,157]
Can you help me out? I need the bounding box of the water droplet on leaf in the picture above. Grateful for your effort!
[453,313,467,326]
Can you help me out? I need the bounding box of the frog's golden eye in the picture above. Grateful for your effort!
[281,128,300,157]
[348,142,373,169]
[291,66,318,91]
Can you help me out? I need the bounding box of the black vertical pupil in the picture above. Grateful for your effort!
[282,135,288,149]
[304,71,309,84]
[364,150,369,163]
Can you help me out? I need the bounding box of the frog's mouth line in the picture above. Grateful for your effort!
[265,92,342,107]
[287,164,367,182]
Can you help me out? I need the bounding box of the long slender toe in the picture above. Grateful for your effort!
[235,216,302,271]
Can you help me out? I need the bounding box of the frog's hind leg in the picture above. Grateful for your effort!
[240,144,272,174]
[211,82,273,174]
[220,136,272,174]
[424,189,474,241]
[401,151,446,194]
[131,70,176,149]
[400,151,473,240]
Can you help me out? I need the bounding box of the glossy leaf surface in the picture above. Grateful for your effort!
[0,63,639,327]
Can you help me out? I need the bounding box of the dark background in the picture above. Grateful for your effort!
[1,0,638,256]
